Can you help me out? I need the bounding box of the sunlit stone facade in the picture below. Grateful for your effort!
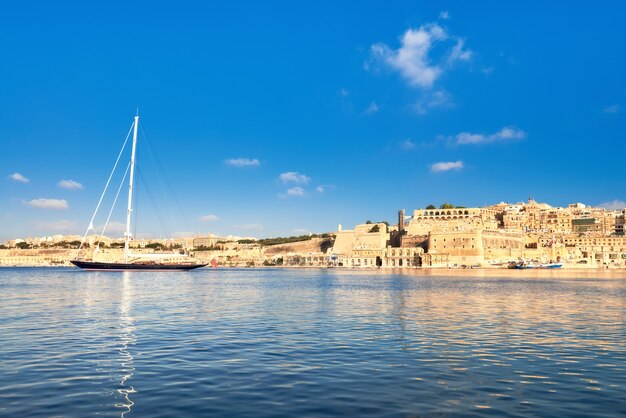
[329,198,626,268]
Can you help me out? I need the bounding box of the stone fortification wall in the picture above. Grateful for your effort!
[482,231,524,262]
[331,230,356,256]
[330,223,388,256]
[407,214,484,235]
[0,249,73,266]
[427,231,484,265]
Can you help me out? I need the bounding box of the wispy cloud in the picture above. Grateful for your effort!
[448,39,472,63]
[38,220,77,231]
[339,88,349,97]
[315,185,335,193]
[400,139,416,150]
[233,223,263,231]
[27,198,69,210]
[9,172,29,183]
[431,161,464,173]
[439,10,450,20]
[363,101,379,115]
[603,104,620,114]
[58,179,83,190]
[414,90,454,114]
[225,158,260,167]
[199,214,219,222]
[286,187,305,196]
[279,172,310,184]
[454,126,526,145]
[99,221,126,234]
[597,199,626,210]
[369,23,472,89]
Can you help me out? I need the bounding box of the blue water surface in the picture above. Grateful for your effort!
[1,267,625,417]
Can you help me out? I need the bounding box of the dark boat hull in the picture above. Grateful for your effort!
[71,260,207,271]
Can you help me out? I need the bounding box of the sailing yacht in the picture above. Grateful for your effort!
[71,114,207,271]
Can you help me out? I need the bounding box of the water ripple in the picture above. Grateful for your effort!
[1,267,625,417]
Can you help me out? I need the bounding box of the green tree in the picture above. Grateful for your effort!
[426,204,436,210]
[440,203,456,209]
[194,244,221,251]
[145,242,165,250]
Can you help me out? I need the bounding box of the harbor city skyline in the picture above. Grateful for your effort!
[1,2,625,241]
[2,198,625,269]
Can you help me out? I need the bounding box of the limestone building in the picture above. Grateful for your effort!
[329,198,626,268]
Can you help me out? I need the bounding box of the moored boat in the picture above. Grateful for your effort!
[71,114,207,271]
[513,262,562,269]
[71,259,205,271]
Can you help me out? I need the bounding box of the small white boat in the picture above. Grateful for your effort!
[513,262,562,269]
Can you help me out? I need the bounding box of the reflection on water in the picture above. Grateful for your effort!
[115,272,136,418]
[0,267,625,417]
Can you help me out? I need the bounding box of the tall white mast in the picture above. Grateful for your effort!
[124,114,139,263]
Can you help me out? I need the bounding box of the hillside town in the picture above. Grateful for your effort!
[2,198,625,269]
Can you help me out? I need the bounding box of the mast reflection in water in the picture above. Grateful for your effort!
[115,273,136,417]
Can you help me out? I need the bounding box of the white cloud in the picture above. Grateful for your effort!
[603,104,620,114]
[9,172,29,183]
[286,187,305,196]
[233,223,264,231]
[101,221,127,234]
[27,198,69,210]
[315,185,335,193]
[58,179,83,190]
[400,139,416,150]
[339,88,349,97]
[370,24,447,88]
[431,161,464,173]
[38,220,77,231]
[597,200,626,210]
[363,101,379,115]
[456,132,486,144]
[199,214,219,222]
[455,126,526,145]
[439,10,450,20]
[414,90,454,114]
[448,39,472,63]
[279,172,310,184]
[370,23,473,91]
[225,158,260,167]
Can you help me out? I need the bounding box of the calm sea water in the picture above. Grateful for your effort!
[1,267,625,417]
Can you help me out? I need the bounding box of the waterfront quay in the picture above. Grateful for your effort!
[2,198,625,269]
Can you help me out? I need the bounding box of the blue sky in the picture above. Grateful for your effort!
[1,1,625,240]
